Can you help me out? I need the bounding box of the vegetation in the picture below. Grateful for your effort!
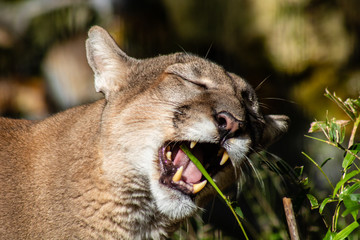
[304,90,360,239]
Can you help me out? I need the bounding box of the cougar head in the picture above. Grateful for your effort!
[86,26,289,221]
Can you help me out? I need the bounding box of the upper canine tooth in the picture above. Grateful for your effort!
[190,141,197,149]
[172,166,183,182]
[220,151,229,165]
[193,180,207,194]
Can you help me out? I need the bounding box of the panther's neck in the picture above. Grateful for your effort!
[76,173,180,239]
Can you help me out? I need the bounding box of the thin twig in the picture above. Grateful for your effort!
[283,197,300,240]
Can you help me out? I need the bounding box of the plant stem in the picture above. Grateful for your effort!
[305,135,360,161]
[332,201,342,232]
[349,116,360,148]
[302,152,334,190]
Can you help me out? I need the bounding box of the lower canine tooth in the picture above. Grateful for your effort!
[172,166,183,182]
[166,151,172,160]
[220,151,229,165]
[193,180,207,194]
[190,141,197,149]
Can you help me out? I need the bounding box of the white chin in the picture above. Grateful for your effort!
[151,182,198,220]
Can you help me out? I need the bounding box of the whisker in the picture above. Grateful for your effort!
[259,102,270,110]
[176,44,189,56]
[235,165,246,199]
[255,75,271,91]
[252,150,282,176]
[204,43,213,59]
[264,151,299,181]
[245,155,265,192]
[261,97,297,105]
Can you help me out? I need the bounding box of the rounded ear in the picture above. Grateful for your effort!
[261,115,290,148]
[86,26,137,98]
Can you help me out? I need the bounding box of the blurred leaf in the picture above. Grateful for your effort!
[333,170,360,198]
[349,194,360,202]
[333,220,359,240]
[307,194,319,209]
[294,165,304,177]
[235,206,244,219]
[329,119,348,144]
[341,202,360,219]
[343,144,360,169]
[345,98,360,118]
[342,195,360,220]
[329,121,337,142]
[300,177,309,186]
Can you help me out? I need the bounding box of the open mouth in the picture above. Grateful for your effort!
[158,141,230,196]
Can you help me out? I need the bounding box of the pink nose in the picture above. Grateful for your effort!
[216,112,240,134]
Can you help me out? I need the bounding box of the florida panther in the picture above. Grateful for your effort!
[0,26,289,239]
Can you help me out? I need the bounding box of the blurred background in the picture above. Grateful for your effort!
[0,0,359,239]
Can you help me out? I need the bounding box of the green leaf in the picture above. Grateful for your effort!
[300,177,309,186]
[342,195,360,220]
[340,182,360,198]
[341,204,360,218]
[325,89,356,121]
[302,152,334,190]
[327,119,347,144]
[323,228,335,240]
[333,170,360,198]
[320,197,333,214]
[340,124,346,144]
[345,98,360,118]
[306,194,319,209]
[343,144,360,169]
[333,220,360,240]
[329,121,336,143]
[309,121,327,133]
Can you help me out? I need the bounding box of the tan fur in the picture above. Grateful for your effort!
[0,26,289,239]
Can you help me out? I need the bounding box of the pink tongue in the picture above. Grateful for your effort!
[173,149,202,184]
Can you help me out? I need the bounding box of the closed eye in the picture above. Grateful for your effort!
[184,78,208,90]
[170,73,209,90]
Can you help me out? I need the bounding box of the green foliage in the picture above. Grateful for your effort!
[304,89,360,239]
